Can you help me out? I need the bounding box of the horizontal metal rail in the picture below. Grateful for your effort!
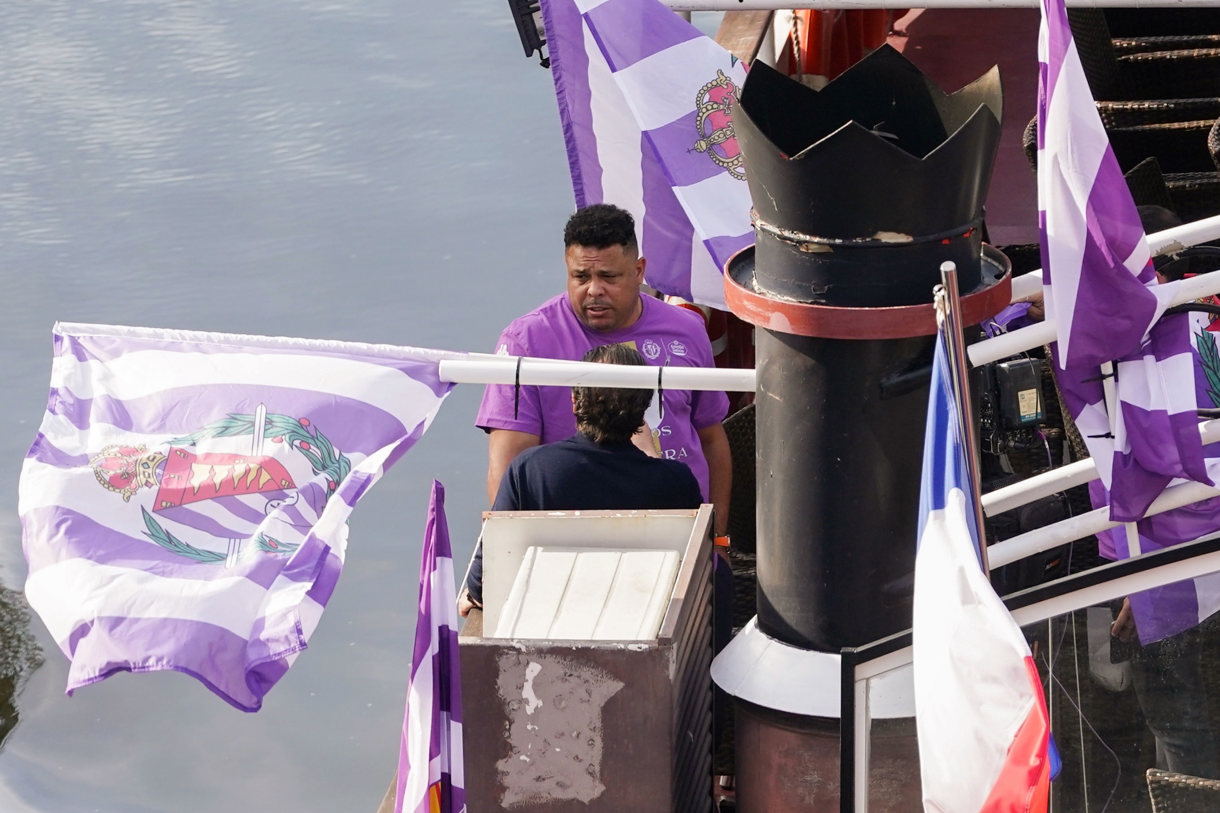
[984,418,1220,516]
[969,214,1220,367]
[437,355,757,392]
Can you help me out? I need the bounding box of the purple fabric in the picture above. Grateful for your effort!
[542,0,600,207]
[583,0,700,71]
[647,112,724,189]
[475,293,729,499]
[1037,0,1220,645]
[981,302,1034,338]
[64,614,292,713]
[1038,0,1208,523]
[395,481,464,813]
[640,141,700,303]
[20,324,452,710]
[51,385,418,449]
[540,0,752,309]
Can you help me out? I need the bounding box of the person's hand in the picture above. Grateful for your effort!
[1026,292,1045,323]
[458,588,479,618]
[1111,597,1137,642]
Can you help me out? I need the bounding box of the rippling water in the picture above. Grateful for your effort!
[0,2,582,810]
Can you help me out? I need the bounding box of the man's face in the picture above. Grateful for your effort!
[565,243,646,331]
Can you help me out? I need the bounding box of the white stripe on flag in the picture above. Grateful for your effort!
[673,171,754,243]
[688,234,725,311]
[611,38,746,131]
[583,21,646,230]
[51,350,437,426]
[26,559,271,642]
[1113,351,1197,412]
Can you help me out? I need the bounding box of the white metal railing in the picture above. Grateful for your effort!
[969,214,1220,367]
[439,217,1220,581]
[437,355,756,392]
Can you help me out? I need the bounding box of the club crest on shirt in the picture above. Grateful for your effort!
[640,340,662,360]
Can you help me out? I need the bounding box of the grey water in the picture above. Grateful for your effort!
[0,2,727,811]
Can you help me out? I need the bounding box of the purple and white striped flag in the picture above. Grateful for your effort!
[394,480,465,813]
[542,0,753,310]
[18,322,454,711]
[1037,0,1209,524]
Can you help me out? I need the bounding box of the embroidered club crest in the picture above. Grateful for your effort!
[693,69,745,182]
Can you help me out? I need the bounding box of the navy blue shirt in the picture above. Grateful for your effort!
[466,433,702,604]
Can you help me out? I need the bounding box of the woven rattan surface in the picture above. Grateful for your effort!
[1147,769,1220,812]
[1097,98,1220,129]
[1108,119,1216,173]
[1113,34,1220,56]
[1210,117,1220,171]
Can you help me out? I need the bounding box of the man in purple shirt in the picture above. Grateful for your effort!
[475,203,732,535]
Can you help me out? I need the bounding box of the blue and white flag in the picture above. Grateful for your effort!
[542,0,753,309]
[395,481,465,813]
[18,323,454,711]
[914,330,1052,812]
[1037,0,1209,523]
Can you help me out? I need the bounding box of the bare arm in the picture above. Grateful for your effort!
[697,422,732,538]
[486,428,541,505]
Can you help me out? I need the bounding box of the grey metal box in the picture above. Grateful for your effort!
[460,506,715,813]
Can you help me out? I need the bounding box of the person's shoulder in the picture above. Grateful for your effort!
[503,294,576,337]
[510,435,579,468]
[653,457,703,504]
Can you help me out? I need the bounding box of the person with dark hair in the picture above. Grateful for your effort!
[475,202,731,537]
[461,344,703,614]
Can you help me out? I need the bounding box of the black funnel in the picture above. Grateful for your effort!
[736,45,1003,307]
[725,46,1009,653]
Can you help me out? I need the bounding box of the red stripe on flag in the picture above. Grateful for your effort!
[979,657,1051,813]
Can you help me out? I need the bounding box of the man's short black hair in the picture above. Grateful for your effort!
[573,344,653,444]
[563,204,638,253]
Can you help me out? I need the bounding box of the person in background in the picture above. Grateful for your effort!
[474,202,731,537]
[1106,204,1219,780]
[460,343,702,615]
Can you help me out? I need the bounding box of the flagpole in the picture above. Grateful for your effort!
[937,261,990,572]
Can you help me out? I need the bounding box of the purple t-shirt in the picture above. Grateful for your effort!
[476,293,729,499]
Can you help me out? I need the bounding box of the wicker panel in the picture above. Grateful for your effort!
[1124,157,1177,210]
[1118,49,1220,101]
[1165,170,1220,223]
[1210,117,1220,171]
[1108,119,1216,173]
[1113,34,1220,56]
[1097,97,1220,129]
[1147,769,1220,812]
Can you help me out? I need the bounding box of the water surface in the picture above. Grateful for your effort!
[0,2,577,810]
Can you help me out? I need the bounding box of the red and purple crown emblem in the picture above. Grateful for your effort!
[693,69,745,182]
[91,445,167,502]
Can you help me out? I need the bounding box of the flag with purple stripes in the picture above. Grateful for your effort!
[395,480,465,813]
[18,322,454,711]
[1037,0,1209,524]
[542,0,753,310]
